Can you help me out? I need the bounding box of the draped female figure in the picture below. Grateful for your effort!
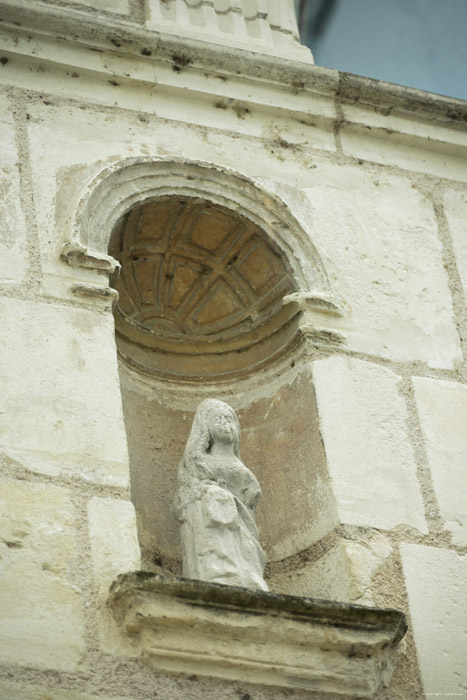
[174,399,268,591]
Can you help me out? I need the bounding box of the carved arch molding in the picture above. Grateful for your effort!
[62,158,343,380]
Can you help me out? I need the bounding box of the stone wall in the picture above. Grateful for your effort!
[1,2,466,698]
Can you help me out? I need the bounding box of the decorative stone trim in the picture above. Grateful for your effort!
[108,572,406,698]
[2,0,467,131]
[282,292,347,347]
[67,158,331,296]
[60,242,120,275]
[145,0,311,60]
[70,283,119,302]
[282,291,344,316]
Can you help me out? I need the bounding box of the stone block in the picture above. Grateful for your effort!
[443,187,467,301]
[87,496,140,655]
[0,93,28,284]
[0,681,130,700]
[413,377,467,545]
[0,479,85,670]
[0,298,130,487]
[312,356,427,533]
[269,534,393,606]
[88,497,140,596]
[401,544,467,696]
[261,167,461,368]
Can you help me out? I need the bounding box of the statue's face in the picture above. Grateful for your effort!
[208,406,237,446]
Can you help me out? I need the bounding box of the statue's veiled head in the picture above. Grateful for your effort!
[184,400,241,468]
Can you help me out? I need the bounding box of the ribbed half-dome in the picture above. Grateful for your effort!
[109,197,298,380]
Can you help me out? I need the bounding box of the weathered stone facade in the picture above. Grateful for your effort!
[1,1,466,698]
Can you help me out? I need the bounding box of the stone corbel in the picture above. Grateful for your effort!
[60,241,120,275]
[70,283,119,303]
[282,291,347,347]
[61,242,120,302]
[108,572,406,698]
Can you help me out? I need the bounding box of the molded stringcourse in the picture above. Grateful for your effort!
[108,572,407,698]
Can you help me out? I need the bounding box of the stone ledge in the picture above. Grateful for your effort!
[108,572,407,698]
[1,0,466,127]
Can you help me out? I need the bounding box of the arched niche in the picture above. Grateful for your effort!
[63,157,328,289]
[108,196,301,380]
[64,158,343,581]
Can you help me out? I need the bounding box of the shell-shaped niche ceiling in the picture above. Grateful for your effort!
[109,197,298,380]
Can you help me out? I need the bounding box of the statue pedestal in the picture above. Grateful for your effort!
[108,573,406,698]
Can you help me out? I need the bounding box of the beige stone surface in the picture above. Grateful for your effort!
[0,93,28,284]
[340,117,467,183]
[0,479,85,670]
[260,167,461,369]
[109,195,299,380]
[0,298,129,487]
[1,9,466,697]
[60,0,130,12]
[88,497,140,595]
[0,680,130,700]
[270,544,352,603]
[413,376,467,545]
[6,49,333,138]
[401,543,467,696]
[270,534,393,605]
[87,496,140,655]
[312,356,427,533]
[443,187,467,300]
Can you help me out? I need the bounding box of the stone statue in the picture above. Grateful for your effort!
[174,399,268,591]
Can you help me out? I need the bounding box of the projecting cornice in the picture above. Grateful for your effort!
[0,0,466,129]
[1,0,466,188]
[109,572,407,698]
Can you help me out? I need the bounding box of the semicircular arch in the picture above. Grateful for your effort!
[66,158,328,292]
[63,158,343,381]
